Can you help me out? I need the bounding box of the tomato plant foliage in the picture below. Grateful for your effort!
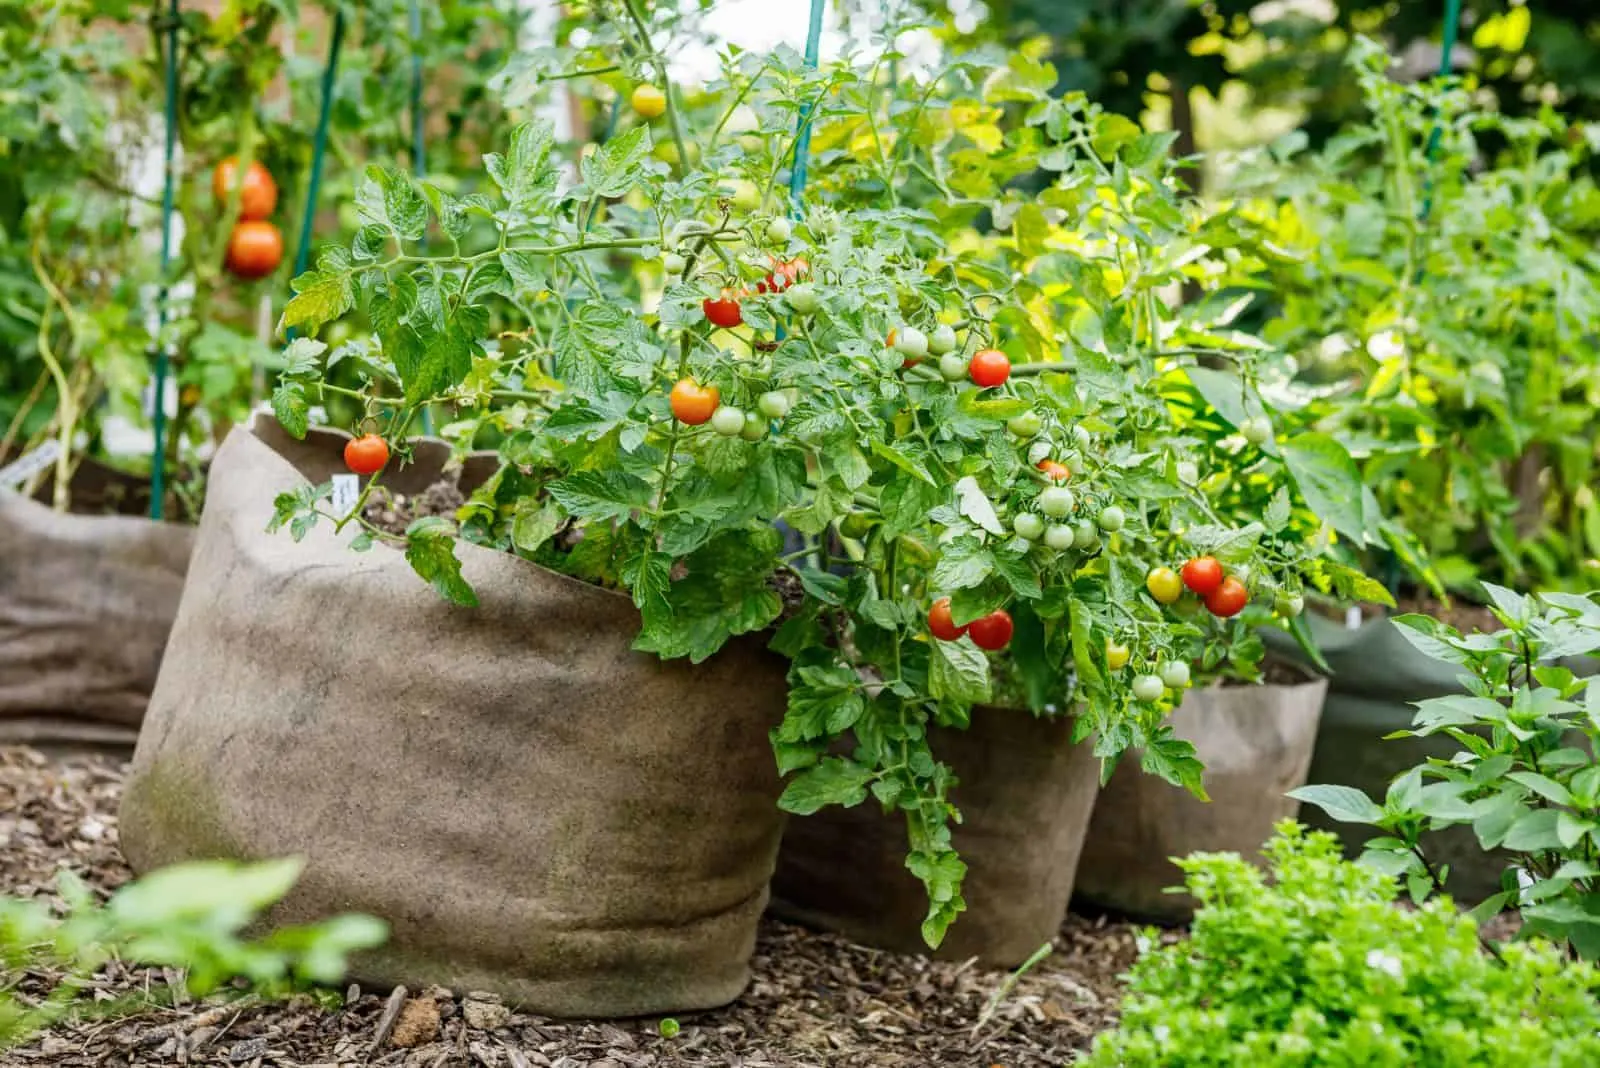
[275,11,1376,945]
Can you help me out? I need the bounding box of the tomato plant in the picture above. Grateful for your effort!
[1229,40,1600,596]
[1,1,515,511]
[270,12,1374,947]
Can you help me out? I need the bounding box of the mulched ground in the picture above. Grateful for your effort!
[2,746,1144,1068]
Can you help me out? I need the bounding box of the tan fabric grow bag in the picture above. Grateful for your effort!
[1073,676,1328,921]
[769,706,1099,966]
[120,423,789,1018]
[0,464,193,747]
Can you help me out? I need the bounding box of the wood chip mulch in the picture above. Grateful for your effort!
[1,746,1141,1067]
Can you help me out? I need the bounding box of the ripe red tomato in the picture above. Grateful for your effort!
[1036,459,1071,482]
[225,221,283,279]
[968,348,1010,388]
[343,434,389,475]
[212,156,277,221]
[703,290,743,328]
[670,379,720,425]
[1205,576,1249,618]
[1181,556,1225,596]
[927,597,967,642]
[967,609,1014,651]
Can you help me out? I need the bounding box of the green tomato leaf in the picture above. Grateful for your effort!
[580,123,653,198]
[1280,432,1366,543]
[404,518,478,607]
[279,248,355,337]
[778,756,874,816]
[485,120,559,210]
[546,470,654,522]
[270,381,309,440]
[929,637,992,704]
[953,476,1006,536]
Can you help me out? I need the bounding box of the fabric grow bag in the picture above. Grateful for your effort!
[1073,675,1328,922]
[769,706,1099,966]
[0,463,193,747]
[119,422,790,1018]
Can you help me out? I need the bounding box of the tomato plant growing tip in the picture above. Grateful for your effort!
[270,11,1377,947]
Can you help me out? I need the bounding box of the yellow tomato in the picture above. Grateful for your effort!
[1106,641,1131,671]
[631,84,667,119]
[1146,566,1183,605]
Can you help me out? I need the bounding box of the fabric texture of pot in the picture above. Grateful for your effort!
[769,706,1099,966]
[0,470,193,747]
[1264,615,1522,904]
[120,422,790,1018]
[1073,676,1328,922]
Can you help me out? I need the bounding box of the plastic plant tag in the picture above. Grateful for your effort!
[331,474,360,518]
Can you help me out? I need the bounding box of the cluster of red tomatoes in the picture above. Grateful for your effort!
[926,597,1014,651]
[1144,555,1249,618]
[700,255,811,330]
[213,156,283,280]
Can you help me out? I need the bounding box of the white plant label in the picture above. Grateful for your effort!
[0,440,62,489]
[331,474,360,518]
[1345,606,1363,631]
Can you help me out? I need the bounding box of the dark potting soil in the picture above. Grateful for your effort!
[1390,593,1501,636]
[363,481,469,537]
[2,745,1138,1067]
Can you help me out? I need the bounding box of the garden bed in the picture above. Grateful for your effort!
[2,746,1140,1067]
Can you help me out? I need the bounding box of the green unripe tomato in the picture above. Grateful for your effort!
[928,324,958,355]
[893,327,929,360]
[1044,524,1076,551]
[727,179,762,212]
[939,353,969,381]
[1276,592,1305,618]
[1132,674,1165,703]
[1176,459,1199,485]
[1160,661,1191,690]
[1027,441,1053,466]
[785,283,820,315]
[1072,519,1099,550]
[757,391,792,419]
[839,512,873,539]
[1038,486,1075,518]
[1013,512,1045,541]
[807,207,841,238]
[740,411,768,441]
[1007,411,1043,439]
[662,251,687,275]
[766,216,793,243]
[1097,505,1126,533]
[1241,415,1272,445]
[711,405,746,436]
[1072,424,1093,450]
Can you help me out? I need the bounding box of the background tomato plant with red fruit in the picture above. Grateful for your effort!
[270,11,1381,946]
